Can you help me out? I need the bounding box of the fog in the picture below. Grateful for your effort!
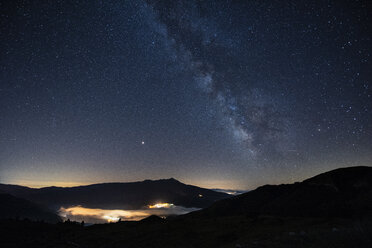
[59,204,200,223]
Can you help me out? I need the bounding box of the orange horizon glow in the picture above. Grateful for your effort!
[6,181,94,189]
[2,175,249,191]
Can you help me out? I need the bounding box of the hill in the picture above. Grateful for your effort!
[190,166,372,219]
[0,178,229,210]
[0,193,61,223]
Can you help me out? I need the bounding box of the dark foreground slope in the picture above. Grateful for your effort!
[1,210,371,248]
[0,193,61,223]
[0,178,229,210]
[190,166,372,219]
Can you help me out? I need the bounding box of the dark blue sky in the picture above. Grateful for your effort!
[1,0,371,189]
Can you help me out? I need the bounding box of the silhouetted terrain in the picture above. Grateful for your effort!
[0,193,61,223]
[1,166,371,248]
[0,178,229,210]
[190,166,372,219]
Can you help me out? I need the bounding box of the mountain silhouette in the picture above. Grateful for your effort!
[0,178,229,210]
[0,193,61,223]
[190,166,372,218]
[1,167,371,248]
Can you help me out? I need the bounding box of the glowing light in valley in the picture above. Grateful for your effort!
[103,215,120,223]
[59,206,149,223]
[59,205,200,223]
[148,203,174,209]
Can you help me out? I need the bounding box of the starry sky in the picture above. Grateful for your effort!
[1,0,371,190]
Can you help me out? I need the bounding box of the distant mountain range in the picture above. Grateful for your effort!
[190,166,372,219]
[0,178,230,210]
[0,193,61,223]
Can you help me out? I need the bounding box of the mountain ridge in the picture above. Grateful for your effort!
[0,178,230,210]
[188,166,372,219]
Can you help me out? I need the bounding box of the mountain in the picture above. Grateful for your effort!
[0,178,229,210]
[0,193,61,223]
[190,166,372,218]
[1,167,371,248]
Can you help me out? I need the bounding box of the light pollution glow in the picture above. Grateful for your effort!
[59,204,200,223]
[59,206,150,222]
[148,203,174,209]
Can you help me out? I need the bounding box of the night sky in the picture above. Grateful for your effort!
[1,0,371,190]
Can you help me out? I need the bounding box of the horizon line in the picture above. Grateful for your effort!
[0,178,248,192]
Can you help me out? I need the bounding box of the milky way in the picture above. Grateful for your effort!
[147,1,298,160]
[1,0,371,189]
